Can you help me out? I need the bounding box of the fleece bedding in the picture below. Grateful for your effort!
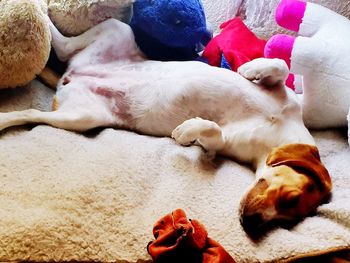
[0,81,349,263]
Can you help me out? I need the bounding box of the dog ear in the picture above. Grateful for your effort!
[266,144,332,194]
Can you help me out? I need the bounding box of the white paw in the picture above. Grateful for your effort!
[238,58,288,84]
[171,118,204,146]
[171,117,222,146]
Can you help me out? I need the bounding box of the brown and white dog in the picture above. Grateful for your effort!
[0,19,332,230]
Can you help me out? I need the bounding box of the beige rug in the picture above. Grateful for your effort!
[0,81,349,262]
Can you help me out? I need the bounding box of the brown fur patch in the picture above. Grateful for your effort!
[52,96,59,111]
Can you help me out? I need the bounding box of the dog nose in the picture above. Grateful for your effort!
[241,213,264,231]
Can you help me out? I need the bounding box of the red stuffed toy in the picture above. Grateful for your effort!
[202,17,266,71]
[147,209,236,263]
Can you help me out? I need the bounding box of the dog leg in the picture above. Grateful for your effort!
[238,58,289,87]
[49,18,131,62]
[0,109,112,132]
[171,117,225,156]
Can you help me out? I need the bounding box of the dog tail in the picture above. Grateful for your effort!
[37,67,60,90]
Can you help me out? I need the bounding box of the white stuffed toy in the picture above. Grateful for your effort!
[264,0,350,145]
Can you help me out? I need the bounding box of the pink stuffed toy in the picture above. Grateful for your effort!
[264,0,350,145]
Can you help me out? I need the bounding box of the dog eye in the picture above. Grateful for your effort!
[306,184,316,193]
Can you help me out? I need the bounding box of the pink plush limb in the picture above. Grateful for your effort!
[285,74,295,91]
[275,0,306,32]
[264,34,296,90]
[264,34,295,67]
[277,0,346,38]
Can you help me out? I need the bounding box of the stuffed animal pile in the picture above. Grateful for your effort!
[0,0,133,89]
[0,0,212,88]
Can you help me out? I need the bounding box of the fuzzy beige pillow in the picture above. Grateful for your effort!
[48,0,134,36]
[0,0,51,88]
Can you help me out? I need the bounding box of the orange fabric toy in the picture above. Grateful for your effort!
[147,209,236,263]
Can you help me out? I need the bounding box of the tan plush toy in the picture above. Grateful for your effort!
[0,0,133,89]
[48,0,134,36]
[0,0,51,89]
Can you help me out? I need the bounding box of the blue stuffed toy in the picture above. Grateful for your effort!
[130,0,212,61]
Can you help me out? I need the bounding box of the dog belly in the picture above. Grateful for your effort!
[56,82,133,130]
[56,61,292,135]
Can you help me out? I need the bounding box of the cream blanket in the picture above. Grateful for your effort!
[0,81,349,262]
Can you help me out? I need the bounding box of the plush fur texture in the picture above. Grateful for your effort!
[48,0,134,36]
[265,0,350,147]
[202,18,266,71]
[0,0,51,88]
[130,0,211,60]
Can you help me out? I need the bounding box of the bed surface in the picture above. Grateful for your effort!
[0,82,349,262]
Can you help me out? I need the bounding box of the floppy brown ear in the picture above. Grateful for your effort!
[266,144,332,194]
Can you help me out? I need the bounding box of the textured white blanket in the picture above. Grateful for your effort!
[0,81,349,262]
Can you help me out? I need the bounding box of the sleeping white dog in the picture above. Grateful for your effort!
[0,19,332,231]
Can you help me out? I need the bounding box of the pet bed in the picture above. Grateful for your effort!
[0,81,349,262]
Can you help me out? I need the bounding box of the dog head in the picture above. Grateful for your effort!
[240,144,332,231]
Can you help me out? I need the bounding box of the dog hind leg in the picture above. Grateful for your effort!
[49,18,133,62]
[0,109,112,133]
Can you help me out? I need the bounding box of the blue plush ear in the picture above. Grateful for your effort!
[130,0,212,61]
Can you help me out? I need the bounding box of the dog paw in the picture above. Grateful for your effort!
[172,118,204,146]
[172,117,223,152]
[238,58,289,85]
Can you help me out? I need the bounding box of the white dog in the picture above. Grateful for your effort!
[0,19,332,231]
